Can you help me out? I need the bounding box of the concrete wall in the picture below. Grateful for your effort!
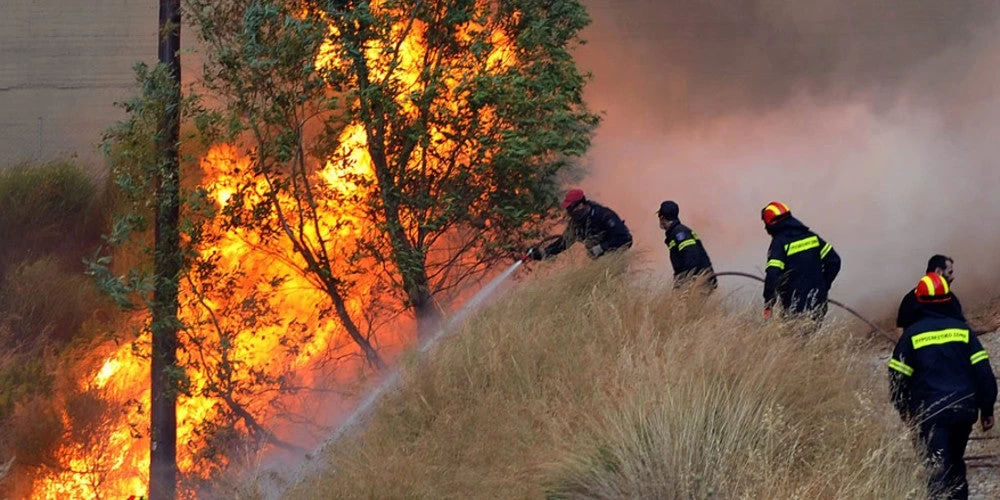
[0,0,158,166]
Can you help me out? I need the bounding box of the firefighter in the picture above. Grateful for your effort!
[896,255,965,332]
[888,272,996,500]
[760,201,841,320]
[655,200,717,290]
[525,189,632,261]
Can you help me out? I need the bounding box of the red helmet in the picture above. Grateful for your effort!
[761,201,791,226]
[915,272,952,303]
[561,188,585,209]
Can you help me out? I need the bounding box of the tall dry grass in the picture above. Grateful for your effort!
[288,253,926,499]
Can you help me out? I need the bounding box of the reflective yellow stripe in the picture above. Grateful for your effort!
[971,350,990,365]
[918,275,950,297]
[767,259,785,270]
[677,239,697,251]
[820,243,833,259]
[668,240,676,249]
[920,276,935,296]
[785,236,820,256]
[911,328,969,350]
[888,358,914,376]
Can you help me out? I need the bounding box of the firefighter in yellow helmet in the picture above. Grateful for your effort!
[889,272,996,499]
[760,201,841,321]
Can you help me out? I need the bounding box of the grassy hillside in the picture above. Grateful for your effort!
[286,254,927,499]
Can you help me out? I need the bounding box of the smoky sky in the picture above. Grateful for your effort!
[572,0,1000,318]
[577,0,1000,125]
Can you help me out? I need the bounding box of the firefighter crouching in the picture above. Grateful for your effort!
[760,201,841,321]
[888,272,996,500]
[656,200,717,291]
[525,189,633,261]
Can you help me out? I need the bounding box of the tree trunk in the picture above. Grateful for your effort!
[151,1,181,498]
[332,3,440,344]
[412,286,441,344]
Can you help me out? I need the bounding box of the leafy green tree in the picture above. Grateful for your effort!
[90,61,320,496]
[185,0,599,342]
[92,1,187,495]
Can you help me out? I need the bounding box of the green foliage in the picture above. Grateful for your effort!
[321,0,600,303]
[97,61,211,254]
[89,59,216,319]
[185,0,600,335]
[90,48,336,490]
[0,160,106,274]
[186,0,390,365]
[0,354,53,423]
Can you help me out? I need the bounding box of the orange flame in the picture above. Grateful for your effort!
[30,5,516,498]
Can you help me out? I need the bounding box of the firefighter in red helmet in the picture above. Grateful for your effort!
[760,201,841,321]
[889,272,996,500]
[525,189,632,261]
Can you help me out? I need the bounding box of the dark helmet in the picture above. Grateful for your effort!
[656,200,679,219]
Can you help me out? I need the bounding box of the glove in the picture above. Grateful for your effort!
[525,246,543,261]
[763,308,772,319]
[589,244,604,257]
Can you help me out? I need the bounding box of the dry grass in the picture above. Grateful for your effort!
[0,256,109,349]
[287,253,926,499]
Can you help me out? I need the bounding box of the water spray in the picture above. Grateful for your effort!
[271,264,892,497]
[274,260,525,497]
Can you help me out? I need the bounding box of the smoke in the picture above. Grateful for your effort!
[573,0,1000,318]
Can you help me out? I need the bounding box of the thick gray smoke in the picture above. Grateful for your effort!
[573,0,1000,318]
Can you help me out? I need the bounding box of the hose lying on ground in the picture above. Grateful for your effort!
[711,271,897,343]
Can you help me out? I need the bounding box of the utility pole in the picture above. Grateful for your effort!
[150,0,181,498]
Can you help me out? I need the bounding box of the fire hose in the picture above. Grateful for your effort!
[521,234,565,261]
[711,271,896,343]
[518,238,896,342]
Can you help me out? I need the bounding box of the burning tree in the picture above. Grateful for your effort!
[187,0,599,341]
[35,0,597,497]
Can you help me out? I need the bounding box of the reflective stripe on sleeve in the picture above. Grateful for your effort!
[820,243,833,259]
[888,358,914,376]
[971,350,990,365]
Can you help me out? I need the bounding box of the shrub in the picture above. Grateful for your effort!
[0,160,107,274]
[0,256,108,348]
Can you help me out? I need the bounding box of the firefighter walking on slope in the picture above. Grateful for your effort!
[656,200,717,291]
[760,201,841,322]
[888,272,996,500]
